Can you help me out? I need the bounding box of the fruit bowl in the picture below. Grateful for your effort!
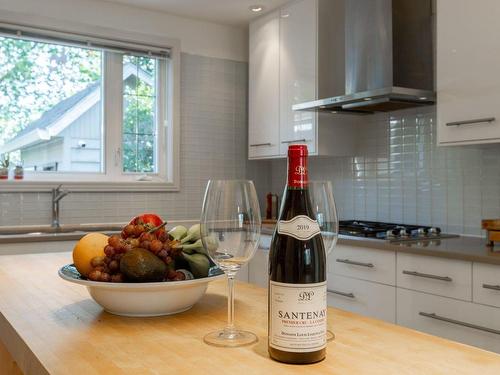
[59,264,224,317]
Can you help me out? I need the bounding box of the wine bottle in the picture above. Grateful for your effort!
[268,144,327,364]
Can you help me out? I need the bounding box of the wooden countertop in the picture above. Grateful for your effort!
[1,252,500,375]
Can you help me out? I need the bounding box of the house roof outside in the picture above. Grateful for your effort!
[0,63,153,154]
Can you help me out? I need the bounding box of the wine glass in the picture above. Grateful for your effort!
[200,180,261,347]
[309,180,339,342]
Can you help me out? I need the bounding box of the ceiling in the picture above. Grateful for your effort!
[99,0,290,27]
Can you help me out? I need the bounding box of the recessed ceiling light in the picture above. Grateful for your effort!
[249,5,264,12]
[419,96,427,100]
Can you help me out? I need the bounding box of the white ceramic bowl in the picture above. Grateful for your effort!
[59,264,224,317]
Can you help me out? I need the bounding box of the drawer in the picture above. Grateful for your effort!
[329,245,395,285]
[327,274,396,323]
[397,288,500,353]
[397,253,472,301]
[473,263,500,308]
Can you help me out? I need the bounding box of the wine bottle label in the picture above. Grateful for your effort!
[269,281,327,353]
[277,215,321,241]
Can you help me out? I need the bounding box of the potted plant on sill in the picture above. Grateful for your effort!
[0,154,9,180]
[14,163,24,180]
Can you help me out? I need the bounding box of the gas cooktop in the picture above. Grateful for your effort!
[339,220,458,242]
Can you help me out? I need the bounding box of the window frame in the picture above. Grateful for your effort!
[0,19,180,192]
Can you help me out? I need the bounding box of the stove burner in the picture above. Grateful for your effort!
[339,220,453,242]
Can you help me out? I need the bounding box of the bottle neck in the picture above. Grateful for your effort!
[287,155,308,189]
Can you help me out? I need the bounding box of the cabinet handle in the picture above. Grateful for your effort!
[482,284,500,291]
[402,270,452,282]
[419,312,500,335]
[327,289,355,298]
[336,258,374,268]
[446,117,495,126]
[281,139,308,144]
[250,143,272,147]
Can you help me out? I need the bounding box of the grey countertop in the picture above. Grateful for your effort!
[2,222,499,266]
[261,224,500,265]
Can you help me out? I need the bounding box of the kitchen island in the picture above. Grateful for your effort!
[0,252,499,375]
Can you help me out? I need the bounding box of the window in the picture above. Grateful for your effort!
[0,24,178,191]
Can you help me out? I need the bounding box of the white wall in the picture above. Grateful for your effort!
[0,0,248,61]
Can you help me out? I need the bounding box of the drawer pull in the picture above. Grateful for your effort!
[281,138,308,144]
[419,312,500,335]
[402,270,452,282]
[250,143,272,147]
[446,117,495,126]
[482,284,500,291]
[336,258,374,268]
[328,289,355,299]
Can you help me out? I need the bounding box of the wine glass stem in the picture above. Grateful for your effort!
[226,275,235,332]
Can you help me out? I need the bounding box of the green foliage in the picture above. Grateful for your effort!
[122,55,157,173]
[0,37,101,149]
[0,37,157,173]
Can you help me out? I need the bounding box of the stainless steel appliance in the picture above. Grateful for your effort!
[293,0,435,114]
[339,220,458,243]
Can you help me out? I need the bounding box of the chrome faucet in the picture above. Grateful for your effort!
[51,184,69,228]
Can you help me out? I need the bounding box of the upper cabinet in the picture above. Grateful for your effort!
[248,10,281,158]
[437,0,500,145]
[279,0,317,155]
[248,0,357,159]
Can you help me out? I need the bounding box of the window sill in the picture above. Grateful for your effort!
[0,180,180,192]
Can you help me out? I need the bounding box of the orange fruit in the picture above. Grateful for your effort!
[72,233,109,277]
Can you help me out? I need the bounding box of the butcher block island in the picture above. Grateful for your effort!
[0,253,499,375]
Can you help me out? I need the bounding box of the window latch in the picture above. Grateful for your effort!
[114,147,121,166]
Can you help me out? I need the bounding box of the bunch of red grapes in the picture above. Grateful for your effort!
[87,220,184,282]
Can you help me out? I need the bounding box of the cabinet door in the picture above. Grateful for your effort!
[248,11,281,159]
[279,0,317,155]
[437,0,500,145]
[397,288,500,353]
[327,274,396,323]
[248,249,269,288]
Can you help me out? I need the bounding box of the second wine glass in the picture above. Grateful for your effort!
[200,180,261,347]
[309,180,339,342]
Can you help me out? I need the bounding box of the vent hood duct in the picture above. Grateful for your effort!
[293,0,435,115]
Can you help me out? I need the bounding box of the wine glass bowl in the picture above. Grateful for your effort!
[200,180,261,347]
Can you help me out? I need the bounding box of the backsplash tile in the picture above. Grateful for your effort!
[0,53,250,226]
[268,106,500,236]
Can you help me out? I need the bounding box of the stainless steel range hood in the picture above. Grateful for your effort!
[294,0,435,115]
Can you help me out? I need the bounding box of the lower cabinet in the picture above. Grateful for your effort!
[397,288,500,353]
[248,248,269,288]
[327,274,396,323]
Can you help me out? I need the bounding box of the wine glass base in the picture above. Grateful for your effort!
[326,329,335,342]
[204,329,258,347]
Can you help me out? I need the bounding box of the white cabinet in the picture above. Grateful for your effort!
[330,245,396,285]
[327,274,396,323]
[397,288,500,353]
[437,0,500,145]
[248,10,280,158]
[397,253,472,301]
[248,0,358,159]
[279,0,317,155]
[473,263,500,308]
